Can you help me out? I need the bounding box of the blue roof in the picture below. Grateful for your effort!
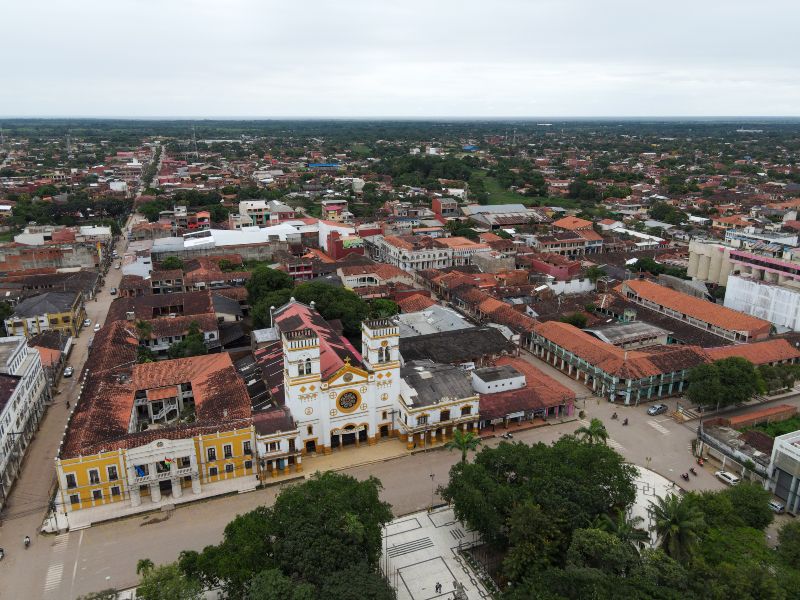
[307,163,340,168]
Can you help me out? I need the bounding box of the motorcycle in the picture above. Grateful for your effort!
[611,412,618,420]
[680,473,690,481]
[23,536,30,549]
[0,548,4,561]
[689,467,698,476]
[696,457,704,466]
[622,418,629,426]
[500,432,514,440]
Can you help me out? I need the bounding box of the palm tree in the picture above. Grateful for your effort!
[648,494,705,564]
[136,558,154,576]
[595,509,650,553]
[575,418,609,445]
[445,429,482,463]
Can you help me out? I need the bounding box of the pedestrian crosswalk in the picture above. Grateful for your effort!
[42,533,69,596]
[647,420,671,435]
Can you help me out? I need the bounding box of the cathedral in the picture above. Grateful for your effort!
[274,300,401,454]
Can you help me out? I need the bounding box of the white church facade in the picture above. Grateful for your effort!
[270,300,478,455]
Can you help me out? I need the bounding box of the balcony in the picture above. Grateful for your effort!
[133,465,195,485]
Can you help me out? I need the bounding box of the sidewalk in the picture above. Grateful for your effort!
[50,475,260,531]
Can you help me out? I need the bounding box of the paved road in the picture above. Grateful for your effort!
[0,231,127,599]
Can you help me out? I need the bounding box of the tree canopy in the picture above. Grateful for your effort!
[686,356,762,408]
[172,472,394,600]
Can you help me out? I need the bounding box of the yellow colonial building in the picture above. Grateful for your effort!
[5,290,85,338]
[55,326,257,526]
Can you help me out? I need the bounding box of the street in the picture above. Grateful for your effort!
[0,229,127,599]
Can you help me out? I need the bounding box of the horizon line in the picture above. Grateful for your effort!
[1,115,800,122]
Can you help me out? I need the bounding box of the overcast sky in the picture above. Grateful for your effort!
[2,0,798,117]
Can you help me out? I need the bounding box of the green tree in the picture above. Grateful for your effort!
[595,508,650,553]
[648,494,705,564]
[442,437,636,557]
[560,312,588,328]
[722,482,773,530]
[574,418,609,445]
[246,569,315,600]
[167,321,207,359]
[137,562,202,600]
[444,428,482,463]
[502,502,566,581]
[269,472,392,586]
[566,528,639,576]
[160,256,184,271]
[179,506,275,597]
[585,265,607,283]
[369,299,399,318]
[686,357,762,409]
[76,590,119,600]
[316,564,396,600]
[0,301,13,335]
[246,265,294,304]
[777,521,800,569]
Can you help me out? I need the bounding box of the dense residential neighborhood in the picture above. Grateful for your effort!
[2,119,800,598]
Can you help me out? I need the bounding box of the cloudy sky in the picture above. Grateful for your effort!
[2,0,798,117]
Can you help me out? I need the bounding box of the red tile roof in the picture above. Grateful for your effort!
[397,294,436,313]
[478,356,575,420]
[621,279,771,337]
[706,339,800,365]
[274,301,363,378]
[553,216,593,230]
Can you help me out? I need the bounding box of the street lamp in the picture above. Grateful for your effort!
[428,473,436,512]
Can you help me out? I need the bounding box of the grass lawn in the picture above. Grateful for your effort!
[481,175,583,210]
[744,415,800,438]
[0,231,16,242]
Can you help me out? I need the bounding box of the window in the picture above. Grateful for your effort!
[297,365,303,376]
[268,441,280,452]
[243,441,252,455]
[225,463,234,474]
[89,469,100,485]
[440,410,450,422]
[304,358,312,375]
[92,489,103,501]
[207,447,217,461]
[418,415,428,426]
[66,473,77,489]
[461,406,472,416]
[209,467,218,477]
[107,466,118,481]
[70,494,80,506]
[223,444,233,459]
[111,486,120,497]
[307,425,313,435]
[245,460,253,470]
[382,411,388,420]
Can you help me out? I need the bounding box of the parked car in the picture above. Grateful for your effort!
[63,366,74,378]
[769,500,785,514]
[114,263,121,269]
[83,318,91,327]
[110,287,117,295]
[715,470,741,486]
[647,403,668,416]
[93,323,101,332]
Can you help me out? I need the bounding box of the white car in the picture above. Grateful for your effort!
[63,366,74,377]
[769,500,785,514]
[93,323,101,332]
[715,470,741,486]
[83,318,91,327]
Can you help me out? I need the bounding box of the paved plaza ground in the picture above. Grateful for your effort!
[383,506,489,600]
